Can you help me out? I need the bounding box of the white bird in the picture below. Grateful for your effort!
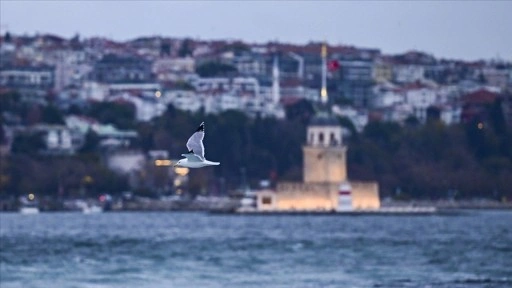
[174,122,220,168]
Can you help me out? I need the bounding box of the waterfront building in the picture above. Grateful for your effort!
[253,45,380,212]
[255,112,380,212]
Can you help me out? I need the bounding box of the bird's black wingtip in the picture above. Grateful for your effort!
[196,122,205,132]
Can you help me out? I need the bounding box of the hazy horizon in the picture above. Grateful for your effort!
[1,1,511,61]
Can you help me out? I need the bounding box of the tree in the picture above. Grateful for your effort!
[196,62,237,77]
[0,91,21,113]
[404,115,420,127]
[11,132,45,155]
[23,105,42,125]
[284,99,314,125]
[87,102,136,129]
[223,41,250,55]
[160,41,171,57]
[0,125,5,145]
[173,81,195,91]
[178,38,193,57]
[79,129,100,153]
[337,116,358,137]
[42,105,65,124]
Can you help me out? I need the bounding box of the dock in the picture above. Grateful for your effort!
[209,206,465,216]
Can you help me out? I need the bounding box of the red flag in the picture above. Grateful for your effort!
[327,60,340,71]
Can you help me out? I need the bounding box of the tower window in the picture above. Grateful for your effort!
[318,133,324,144]
[330,133,337,146]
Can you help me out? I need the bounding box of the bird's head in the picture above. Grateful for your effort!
[174,159,183,167]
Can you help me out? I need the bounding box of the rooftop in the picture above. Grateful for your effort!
[462,89,499,104]
[309,111,339,127]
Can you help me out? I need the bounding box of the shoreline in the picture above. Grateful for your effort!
[2,206,511,214]
[1,198,511,213]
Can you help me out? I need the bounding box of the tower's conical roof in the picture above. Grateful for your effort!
[309,111,339,127]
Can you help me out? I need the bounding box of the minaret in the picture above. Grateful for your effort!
[320,43,328,104]
[272,55,280,105]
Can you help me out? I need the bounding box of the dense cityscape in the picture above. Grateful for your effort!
[1,32,511,211]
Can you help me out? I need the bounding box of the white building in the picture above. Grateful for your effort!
[65,115,137,140]
[106,150,145,175]
[107,82,161,96]
[371,82,404,108]
[331,105,369,133]
[81,81,109,101]
[152,57,196,81]
[164,90,202,113]
[108,93,167,122]
[404,86,438,122]
[383,103,414,123]
[438,105,462,125]
[42,49,90,91]
[29,125,75,154]
[0,66,54,90]
[232,77,260,97]
[393,65,425,83]
[202,93,241,114]
[233,54,267,76]
[482,67,510,89]
[193,77,230,92]
[437,85,461,103]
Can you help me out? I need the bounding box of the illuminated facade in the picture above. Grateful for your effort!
[256,113,380,212]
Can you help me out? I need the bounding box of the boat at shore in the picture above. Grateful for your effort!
[76,200,103,214]
[18,194,40,214]
[82,204,103,214]
[19,206,40,214]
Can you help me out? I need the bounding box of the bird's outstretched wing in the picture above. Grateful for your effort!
[186,122,205,160]
[181,153,203,162]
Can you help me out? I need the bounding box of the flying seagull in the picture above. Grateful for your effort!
[174,122,220,168]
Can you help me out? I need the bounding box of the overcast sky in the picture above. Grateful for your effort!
[1,1,510,61]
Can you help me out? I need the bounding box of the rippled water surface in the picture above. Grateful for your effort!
[1,210,511,288]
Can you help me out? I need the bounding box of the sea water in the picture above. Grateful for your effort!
[1,210,511,288]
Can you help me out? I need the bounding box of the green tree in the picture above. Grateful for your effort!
[79,129,100,153]
[223,41,250,55]
[42,105,65,124]
[178,38,193,57]
[87,102,136,129]
[0,91,21,113]
[284,99,314,125]
[196,62,237,77]
[11,132,45,155]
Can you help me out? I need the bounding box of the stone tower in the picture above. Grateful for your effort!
[303,112,347,183]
